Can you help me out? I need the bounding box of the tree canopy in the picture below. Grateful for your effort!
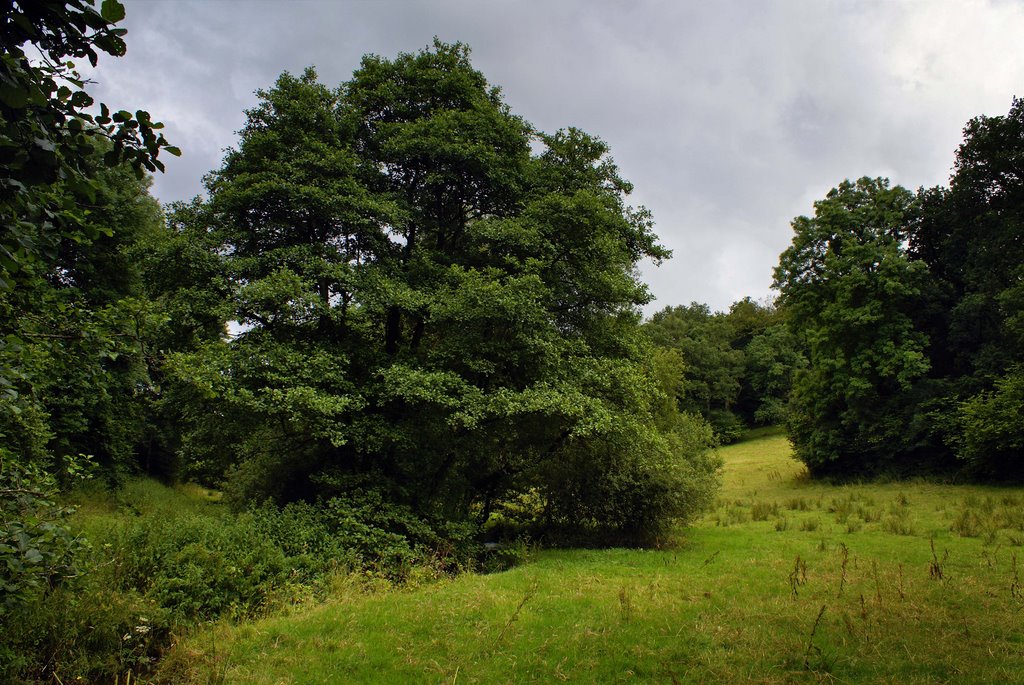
[773,178,932,473]
[165,42,717,543]
[0,0,178,292]
[774,99,1024,477]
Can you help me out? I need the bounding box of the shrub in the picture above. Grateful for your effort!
[478,539,532,574]
[103,511,296,623]
[951,508,985,538]
[708,409,745,445]
[955,367,1024,477]
[96,480,483,623]
[751,501,779,521]
[528,412,720,545]
[799,517,821,532]
[0,584,170,683]
[0,453,89,615]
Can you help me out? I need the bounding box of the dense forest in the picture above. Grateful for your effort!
[1,1,1022,681]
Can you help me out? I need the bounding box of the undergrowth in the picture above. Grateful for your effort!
[0,479,514,683]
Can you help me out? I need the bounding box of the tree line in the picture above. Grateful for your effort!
[647,97,1023,480]
[644,297,802,443]
[774,99,1023,478]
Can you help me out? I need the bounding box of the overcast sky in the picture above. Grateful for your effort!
[84,0,1024,314]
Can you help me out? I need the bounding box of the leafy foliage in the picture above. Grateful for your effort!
[0,0,178,292]
[774,178,933,474]
[954,366,1024,475]
[909,98,1024,475]
[0,4,183,678]
[744,321,804,425]
[646,305,743,415]
[774,99,1024,477]
[0,154,165,483]
[643,298,798,442]
[0,453,89,616]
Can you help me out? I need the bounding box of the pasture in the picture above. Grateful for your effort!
[158,432,1024,684]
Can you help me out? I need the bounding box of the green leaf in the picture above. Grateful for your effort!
[100,0,127,23]
[0,84,28,108]
[164,146,181,157]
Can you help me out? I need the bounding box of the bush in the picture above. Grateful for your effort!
[522,411,720,546]
[0,585,169,683]
[0,468,176,682]
[478,538,532,574]
[1,476,487,682]
[753,397,789,426]
[0,452,89,615]
[707,409,745,445]
[98,481,481,623]
[99,511,290,623]
[955,367,1024,478]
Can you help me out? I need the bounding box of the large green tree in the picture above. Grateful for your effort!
[773,100,1024,479]
[774,178,934,475]
[170,42,717,543]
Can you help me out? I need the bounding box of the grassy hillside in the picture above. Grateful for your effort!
[158,433,1024,684]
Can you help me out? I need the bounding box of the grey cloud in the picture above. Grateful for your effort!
[86,0,1024,313]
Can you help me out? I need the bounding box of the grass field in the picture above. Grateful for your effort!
[158,432,1024,684]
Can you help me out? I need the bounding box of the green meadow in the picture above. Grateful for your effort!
[156,432,1024,684]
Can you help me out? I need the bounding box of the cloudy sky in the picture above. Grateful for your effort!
[84,0,1024,314]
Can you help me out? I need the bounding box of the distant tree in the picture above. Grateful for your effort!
[644,303,745,442]
[744,321,804,425]
[720,297,799,425]
[723,297,777,350]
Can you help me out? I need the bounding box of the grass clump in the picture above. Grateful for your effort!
[750,500,779,521]
[799,517,821,532]
[786,496,812,511]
